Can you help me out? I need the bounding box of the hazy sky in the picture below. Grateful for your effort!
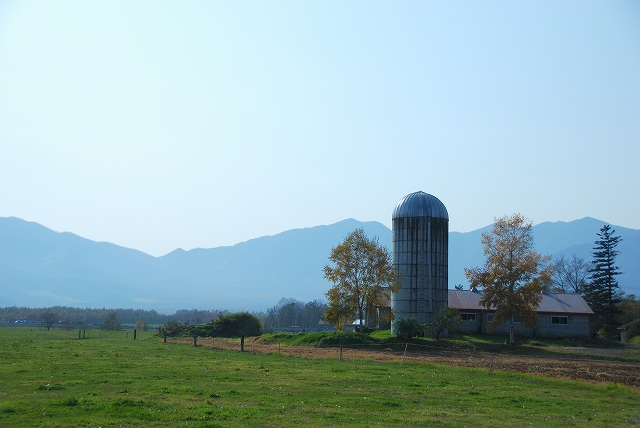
[1,1,639,256]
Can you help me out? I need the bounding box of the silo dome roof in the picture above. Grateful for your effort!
[392,191,449,220]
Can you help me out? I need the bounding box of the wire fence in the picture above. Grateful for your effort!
[166,336,640,388]
[1,324,157,340]
[22,328,634,387]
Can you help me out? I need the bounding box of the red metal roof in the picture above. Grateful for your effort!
[448,290,594,315]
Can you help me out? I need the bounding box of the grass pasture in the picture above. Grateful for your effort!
[1,328,638,427]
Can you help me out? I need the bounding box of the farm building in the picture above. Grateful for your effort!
[449,290,594,337]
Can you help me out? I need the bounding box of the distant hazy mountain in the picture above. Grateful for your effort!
[448,217,640,295]
[1,216,638,313]
[0,217,390,313]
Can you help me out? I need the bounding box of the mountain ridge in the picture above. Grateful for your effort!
[1,216,638,313]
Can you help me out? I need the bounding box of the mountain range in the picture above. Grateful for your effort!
[1,216,638,313]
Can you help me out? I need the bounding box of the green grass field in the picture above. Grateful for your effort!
[1,328,638,427]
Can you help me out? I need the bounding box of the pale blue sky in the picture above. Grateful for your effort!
[1,1,639,256]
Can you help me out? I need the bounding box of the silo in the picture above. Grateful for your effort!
[391,191,449,334]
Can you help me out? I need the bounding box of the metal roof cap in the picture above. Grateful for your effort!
[392,191,449,220]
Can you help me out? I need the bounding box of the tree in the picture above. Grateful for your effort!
[263,298,328,330]
[323,229,402,331]
[267,297,303,328]
[584,225,623,337]
[551,254,593,293]
[134,319,147,331]
[426,306,462,339]
[302,300,328,329]
[100,311,122,331]
[464,214,553,344]
[40,311,58,331]
[323,293,355,331]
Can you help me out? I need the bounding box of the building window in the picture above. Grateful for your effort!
[486,313,494,322]
[460,313,476,322]
[551,316,568,325]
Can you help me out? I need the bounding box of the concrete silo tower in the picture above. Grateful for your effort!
[391,191,449,334]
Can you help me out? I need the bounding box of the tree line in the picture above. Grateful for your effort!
[0,300,329,333]
[0,306,227,326]
[260,297,327,331]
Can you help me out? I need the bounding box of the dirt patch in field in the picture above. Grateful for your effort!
[172,337,640,389]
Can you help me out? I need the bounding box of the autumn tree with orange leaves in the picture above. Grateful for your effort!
[464,214,553,344]
[324,229,401,331]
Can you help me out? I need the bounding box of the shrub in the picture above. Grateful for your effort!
[157,320,186,337]
[624,319,640,343]
[0,405,17,414]
[194,312,262,338]
[395,317,424,341]
[59,397,80,406]
[316,331,377,346]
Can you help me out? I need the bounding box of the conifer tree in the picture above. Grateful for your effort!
[584,225,623,337]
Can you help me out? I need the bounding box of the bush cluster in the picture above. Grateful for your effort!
[395,317,424,341]
[624,319,640,343]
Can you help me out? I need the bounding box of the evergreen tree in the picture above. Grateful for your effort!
[584,225,623,337]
